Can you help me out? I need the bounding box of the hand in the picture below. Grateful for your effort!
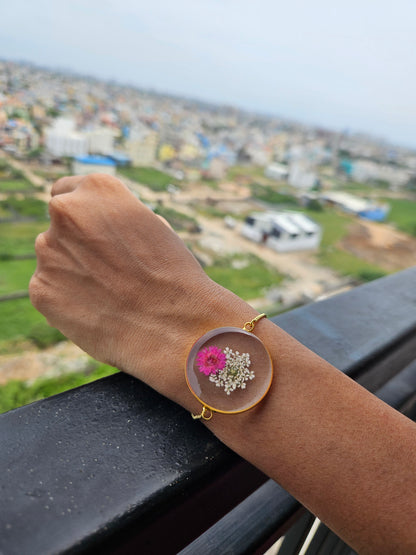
[30,174,255,404]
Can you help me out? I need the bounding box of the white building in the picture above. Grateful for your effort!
[288,161,318,189]
[45,118,87,158]
[241,211,321,252]
[320,191,389,221]
[264,163,289,181]
[125,126,159,167]
[86,127,116,155]
[351,159,410,188]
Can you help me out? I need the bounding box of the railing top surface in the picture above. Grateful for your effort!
[277,266,416,374]
[0,267,415,554]
[0,375,241,554]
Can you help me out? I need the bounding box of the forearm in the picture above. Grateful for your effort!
[186,310,416,554]
[125,281,416,553]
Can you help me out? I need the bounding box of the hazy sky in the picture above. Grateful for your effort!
[2,0,415,148]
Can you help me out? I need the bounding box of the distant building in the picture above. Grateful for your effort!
[72,155,116,176]
[241,211,321,252]
[158,143,176,163]
[86,127,116,155]
[45,118,87,158]
[265,163,289,181]
[320,191,389,221]
[178,143,201,162]
[288,161,318,189]
[125,128,159,167]
[0,118,40,155]
[108,151,131,167]
[348,159,410,188]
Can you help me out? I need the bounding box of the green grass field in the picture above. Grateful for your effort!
[119,166,178,191]
[301,209,387,281]
[0,258,37,294]
[250,183,298,206]
[0,220,55,351]
[0,221,48,255]
[205,254,284,300]
[0,363,119,414]
[0,297,46,344]
[227,165,271,181]
[318,247,387,281]
[0,197,48,220]
[0,166,119,413]
[302,209,350,246]
[154,205,199,232]
[340,180,387,194]
[0,178,34,192]
[384,198,416,236]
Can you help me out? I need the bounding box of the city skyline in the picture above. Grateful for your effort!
[1,0,415,149]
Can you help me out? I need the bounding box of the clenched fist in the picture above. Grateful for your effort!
[30,174,255,406]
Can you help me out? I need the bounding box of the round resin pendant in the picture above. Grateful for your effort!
[186,326,273,415]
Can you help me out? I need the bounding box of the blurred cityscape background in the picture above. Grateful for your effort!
[0,0,415,411]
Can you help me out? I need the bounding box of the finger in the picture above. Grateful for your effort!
[51,176,84,197]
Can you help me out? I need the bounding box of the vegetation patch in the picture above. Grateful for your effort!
[154,205,200,232]
[384,198,416,236]
[299,209,387,282]
[0,258,37,295]
[0,297,46,343]
[340,180,374,193]
[318,246,387,282]
[196,204,230,219]
[0,161,25,180]
[250,183,298,206]
[27,322,66,349]
[302,208,351,247]
[0,221,48,256]
[200,177,219,189]
[119,166,178,191]
[0,363,119,414]
[0,197,48,221]
[227,165,269,181]
[0,179,34,192]
[205,254,284,300]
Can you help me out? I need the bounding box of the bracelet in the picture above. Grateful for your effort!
[185,314,273,420]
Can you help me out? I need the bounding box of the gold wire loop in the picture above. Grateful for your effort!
[243,313,267,333]
[191,406,213,421]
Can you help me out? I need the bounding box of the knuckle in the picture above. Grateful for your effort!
[34,231,49,253]
[28,273,46,308]
[29,274,55,322]
[51,176,67,196]
[48,194,68,215]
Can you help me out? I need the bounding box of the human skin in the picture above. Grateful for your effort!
[30,174,416,554]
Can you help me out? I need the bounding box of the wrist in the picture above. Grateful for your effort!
[122,278,259,411]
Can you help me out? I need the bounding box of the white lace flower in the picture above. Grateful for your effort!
[209,347,254,395]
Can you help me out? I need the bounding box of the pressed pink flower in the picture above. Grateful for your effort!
[196,346,226,376]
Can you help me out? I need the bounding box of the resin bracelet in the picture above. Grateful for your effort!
[185,314,273,420]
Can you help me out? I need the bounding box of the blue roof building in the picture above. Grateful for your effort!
[73,155,117,176]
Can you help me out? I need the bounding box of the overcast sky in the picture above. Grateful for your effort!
[2,0,415,148]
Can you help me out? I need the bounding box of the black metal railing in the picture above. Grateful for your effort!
[1,267,415,555]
